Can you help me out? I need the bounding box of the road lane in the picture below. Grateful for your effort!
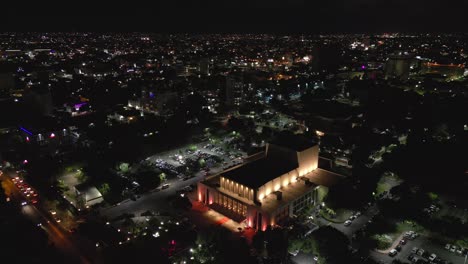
[1,174,93,264]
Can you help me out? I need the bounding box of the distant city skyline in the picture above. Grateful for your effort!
[2,1,468,32]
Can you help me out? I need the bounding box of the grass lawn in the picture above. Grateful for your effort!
[372,220,426,250]
[396,220,425,234]
[376,172,403,195]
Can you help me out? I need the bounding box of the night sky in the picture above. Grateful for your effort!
[2,1,468,32]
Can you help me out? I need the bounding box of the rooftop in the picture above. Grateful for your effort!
[221,155,298,189]
[269,133,317,152]
[205,168,345,216]
[260,168,344,215]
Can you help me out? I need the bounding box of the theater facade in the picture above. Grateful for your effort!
[197,135,343,231]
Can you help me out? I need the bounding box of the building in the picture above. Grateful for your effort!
[385,53,414,80]
[75,184,104,208]
[128,87,178,115]
[225,75,244,107]
[197,135,343,231]
[0,73,15,97]
[420,62,465,80]
[198,58,211,75]
[108,109,140,124]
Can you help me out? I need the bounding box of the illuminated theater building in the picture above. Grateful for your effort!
[198,135,343,231]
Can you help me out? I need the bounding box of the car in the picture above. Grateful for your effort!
[417,249,425,256]
[400,239,407,245]
[456,249,463,255]
[412,247,419,254]
[349,215,357,221]
[31,199,38,204]
[354,211,362,217]
[288,250,299,256]
[313,255,319,261]
[344,220,352,226]
[161,184,170,189]
[21,201,28,206]
[428,254,437,261]
[450,245,457,252]
[389,249,398,257]
[445,244,451,250]
[396,245,403,252]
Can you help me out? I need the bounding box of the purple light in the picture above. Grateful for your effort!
[20,127,33,136]
[149,92,155,98]
[74,102,87,109]
[50,133,56,138]
[361,65,366,70]
[23,160,28,164]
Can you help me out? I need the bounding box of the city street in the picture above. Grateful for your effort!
[1,173,96,264]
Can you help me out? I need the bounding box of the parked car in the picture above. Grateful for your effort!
[417,249,425,256]
[400,239,407,245]
[445,244,451,250]
[389,249,398,257]
[428,254,437,261]
[161,184,170,190]
[411,247,418,254]
[396,245,403,252]
[450,245,457,252]
[288,250,299,256]
[344,220,352,226]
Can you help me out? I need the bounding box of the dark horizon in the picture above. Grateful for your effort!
[2,1,468,33]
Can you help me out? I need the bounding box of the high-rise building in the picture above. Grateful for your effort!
[198,58,211,75]
[384,53,414,80]
[0,73,14,97]
[225,75,244,107]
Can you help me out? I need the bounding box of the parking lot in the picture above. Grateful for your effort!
[100,140,246,221]
[371,234,467,264]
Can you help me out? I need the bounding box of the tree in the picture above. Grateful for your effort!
[98,183,111,196]
[311,226,351,264]
[119,162,130,173]
[134,169,161,191]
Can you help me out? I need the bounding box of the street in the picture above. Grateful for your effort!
[1,172,96,264]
